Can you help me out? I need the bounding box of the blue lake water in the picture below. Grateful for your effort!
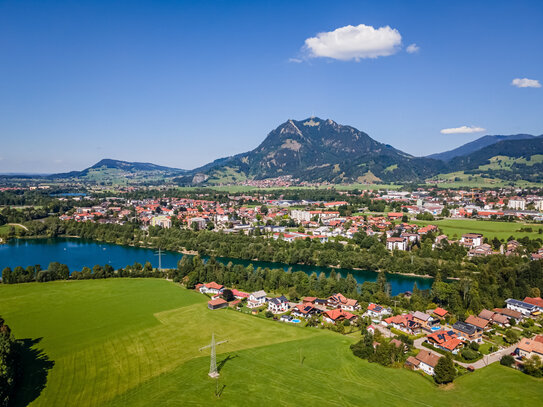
[0,238,433,295]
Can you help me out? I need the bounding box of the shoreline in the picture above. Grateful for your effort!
[4,235,435,281]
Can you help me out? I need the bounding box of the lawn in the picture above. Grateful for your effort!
[415,218,543,241]
[1,279,542,406]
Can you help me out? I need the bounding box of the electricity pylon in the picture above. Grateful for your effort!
[199,333,228,378]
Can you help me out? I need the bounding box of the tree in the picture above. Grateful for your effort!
[523,355,543,377]
[504,329,519,344]
[434,354,455,384]
[222,289,234,302]
[500,355,514,367]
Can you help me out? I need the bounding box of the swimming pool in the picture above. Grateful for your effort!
[292,319,301,323]
[430,326,441,332]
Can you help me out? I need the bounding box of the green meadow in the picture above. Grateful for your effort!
[0,279,541,406]
[415,218,543,241]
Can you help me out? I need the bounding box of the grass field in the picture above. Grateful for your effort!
[415,218,543,241]
[0,279,541,406]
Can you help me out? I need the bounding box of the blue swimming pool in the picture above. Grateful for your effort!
[292,319,301,323]
[430,326,441,332]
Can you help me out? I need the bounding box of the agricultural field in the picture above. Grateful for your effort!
[414,218,543,241]
[1,279,541,406]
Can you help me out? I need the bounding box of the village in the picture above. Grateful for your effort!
[197,279,543,379]
[50,186,543,260]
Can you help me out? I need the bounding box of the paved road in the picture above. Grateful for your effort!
[413,337,516,369]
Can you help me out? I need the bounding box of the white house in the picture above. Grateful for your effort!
[268,296,289,314]
[386,237,408,251]
[247,290,267,308]
[199,282,224,295]
[505,298,538,316]
[461,233,483,248]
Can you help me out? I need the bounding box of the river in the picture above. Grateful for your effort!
[0,238,432,295]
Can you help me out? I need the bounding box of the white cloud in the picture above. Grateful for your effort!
[304,24,402,61]
[511,78,541,88]
[406,43,420,54]
[440,126,486,135]
[288,57,303,63]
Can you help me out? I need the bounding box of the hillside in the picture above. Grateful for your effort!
[51,159,186,184]
[433,136,543,184]
[187,118,446,184]
[427,134,536,161]
[1,279,541,406]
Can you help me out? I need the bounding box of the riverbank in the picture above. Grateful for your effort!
[0,238,434,295]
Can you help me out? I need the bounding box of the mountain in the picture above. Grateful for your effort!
[427,134,535,161]
[187,117,446,184]
[438,135,543,183]
[51,159,186,181]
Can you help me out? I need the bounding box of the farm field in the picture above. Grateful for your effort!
[415,218,543,241]
[0,279,541,406]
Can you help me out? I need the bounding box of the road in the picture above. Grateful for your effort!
[413,336,517,369]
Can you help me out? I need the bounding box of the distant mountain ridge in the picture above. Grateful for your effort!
[51,158,186,179]
[45,119,543,185]
[427,134,536,161]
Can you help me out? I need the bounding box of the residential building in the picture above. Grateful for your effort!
[199,282,224,295]
[505,298,538,316]
[405,350,440,376]
[516,337,543,360]
[268,296,289,314]
[465,315,491,331]
[386,237,408,251]
[427,329,464,354]
[461,233,483,248]
[323,308,357,325]
[508,197,526,210]
[367,303,391,318]
[247,290,267,308]
[452,321,483,343]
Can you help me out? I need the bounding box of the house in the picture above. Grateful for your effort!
[386,237,408,251]
[523,297,543,312]
[340,298,360,311]
[412,311,436,331]
[367,325,376,335]
[427,329,464,354]
[390,338,408,352]
[302,297,317,305]
[292,303,321,318]
[490,313,510,327]
[367,303,391,318]
[405,350,440,376]
[327,293,347,308]
[199,282,224,295]
[505,298,539,316]
[465,315,491,331]
[383,314,421,335]
[323,309,357,325]
[247,290,267,308]
[231,289,250,299]
[478,309,495,321]
[432,307,449,320]
[461,233,483,248]
[452,321,483,343]
[268,296,289,314]
[493,307,524,323]
[207,298,228,310]
[516,337,543,360]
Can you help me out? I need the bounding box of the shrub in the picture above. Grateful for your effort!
[469,341,480,351]
[500,354,514,367]
[461,347,479,361]
[264,311,273,318]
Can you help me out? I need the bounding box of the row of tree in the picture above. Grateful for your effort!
[0,317,17,407]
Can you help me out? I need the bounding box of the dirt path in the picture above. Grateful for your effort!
[7,223,29,231]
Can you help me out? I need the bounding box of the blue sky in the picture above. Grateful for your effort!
[0,0,542,173]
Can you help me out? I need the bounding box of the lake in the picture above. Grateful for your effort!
[0,238,433,295]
